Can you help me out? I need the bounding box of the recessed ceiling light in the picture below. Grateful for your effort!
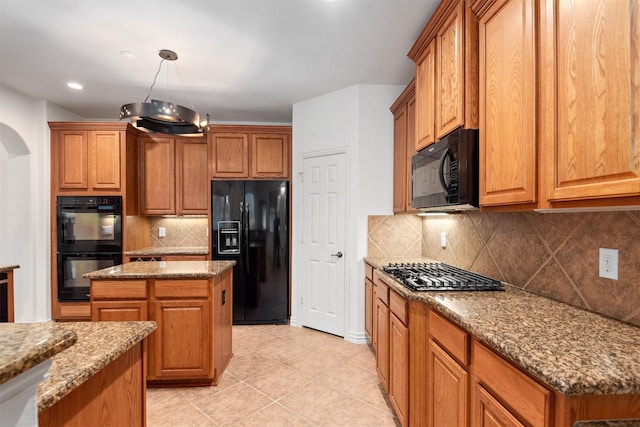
[66,82,83,90]
[120,50,136,59]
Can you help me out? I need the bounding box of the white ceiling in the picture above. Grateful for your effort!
[0,0,438,124]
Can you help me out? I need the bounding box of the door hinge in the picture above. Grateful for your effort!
[298,171,303,182]
[300,296,304,306]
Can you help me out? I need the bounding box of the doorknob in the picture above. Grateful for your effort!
[331,251,343,258]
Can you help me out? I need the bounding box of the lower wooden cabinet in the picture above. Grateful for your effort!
[389,309,409,426]
[473,383,525,427]
[90,271,233,386]
[364,263,374,341]
[428,340,468,427]
[375,295,390,390]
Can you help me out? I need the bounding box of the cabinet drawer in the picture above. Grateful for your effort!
[365,262,374,280]
[154,279,210,298]
[389,289,408,325]
[91,280,147,299]
[473,340,552,427]
[429,310,469,366]
[373,272,389,305]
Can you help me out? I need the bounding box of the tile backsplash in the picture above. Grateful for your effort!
[368,211,640,327]
[149,217,208,248]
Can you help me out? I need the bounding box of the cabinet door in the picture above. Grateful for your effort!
[151,299,211,379]
[213,269,233,383]
[393,104,409,213]
[364,277,373,340]
[58,130,88,190]
[251,133,289,178]
[436,2,465,138]
[176,138,208,214]
[428,340,468,427]
[478,0,536,207]
[140,136,175,215]
[91,300,147,321]
[473,383,525,427]
[375,297,390,391]
[540,0,640,204]
[89,130,122,191]
[405,94,417,212]
[416,40,436,150]
[389,313,409,427]
[209,133,249,178]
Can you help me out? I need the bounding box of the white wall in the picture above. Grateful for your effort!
[291,84,402,342]
[0,84,81,321]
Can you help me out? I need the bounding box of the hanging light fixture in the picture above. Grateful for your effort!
[119,49,209,134]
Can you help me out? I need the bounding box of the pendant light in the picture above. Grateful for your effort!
[119,49,209,134]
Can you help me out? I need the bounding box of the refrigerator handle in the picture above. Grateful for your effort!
[239,202,246,272]
[244,202,250,274]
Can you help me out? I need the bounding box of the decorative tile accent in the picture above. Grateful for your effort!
[368,209,640,327]
[149,217,208,248]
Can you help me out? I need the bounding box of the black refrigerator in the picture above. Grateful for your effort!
[211,180,289,324]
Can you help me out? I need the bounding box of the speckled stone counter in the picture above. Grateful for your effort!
[124,246,208,256]
[83,260,235,279]
[574,420,640,427]
[0,323,76,385]
[37,321,156,412]
[366,257,640,396]
[0,264,20,274]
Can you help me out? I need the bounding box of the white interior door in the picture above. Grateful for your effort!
[301,151,347,337]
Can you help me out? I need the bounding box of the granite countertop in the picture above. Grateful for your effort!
[83,260,235,279]
[124,246,208,256]
[0,264,20,274]
[0,323,76,386]
[366,257,640,396]
[37,321,156,412]
[574,421,640,427]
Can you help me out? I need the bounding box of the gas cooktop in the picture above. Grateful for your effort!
[383,262,504,292]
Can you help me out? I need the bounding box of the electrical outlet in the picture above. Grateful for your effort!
[440,231,447,247]
[158,227,166,238]
[599,248,618,280]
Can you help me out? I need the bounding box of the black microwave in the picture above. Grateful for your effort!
[411,128,479,211]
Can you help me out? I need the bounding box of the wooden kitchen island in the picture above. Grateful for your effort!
[84,260,235,387]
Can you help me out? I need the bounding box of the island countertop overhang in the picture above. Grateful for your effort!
[83,260,236,280]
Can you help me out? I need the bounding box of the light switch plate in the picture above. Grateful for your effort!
[158,227,166,238]
[440,231,447,247]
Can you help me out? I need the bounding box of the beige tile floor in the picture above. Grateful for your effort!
[147,324,399,426]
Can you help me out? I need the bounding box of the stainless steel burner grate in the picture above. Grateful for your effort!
[383,262,504,292]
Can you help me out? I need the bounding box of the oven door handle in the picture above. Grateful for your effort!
[438,147,453,195]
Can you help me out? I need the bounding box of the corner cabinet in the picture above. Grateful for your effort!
[208,125,291,179]
[139,135,208,215]
[409,0,479,148]
[391,80,418,214]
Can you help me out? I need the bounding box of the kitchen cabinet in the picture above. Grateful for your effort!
[364,262,374,341]
[472,340,552,426]
[374,273,390,391]
[50,122,139,201]
[208,125,291,179]
[90,268,233,385]
[473,0,640,210]
[475,0,537,207]
[139,135,208,215]
[428,310,469,427]
[389,290,409,427]
[409,0,479,145]
[390,80,418,214]
[538,0,640,208]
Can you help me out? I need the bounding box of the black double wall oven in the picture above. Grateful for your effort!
[56,196,122,301]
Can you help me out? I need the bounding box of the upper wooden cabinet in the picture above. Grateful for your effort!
[475,0,537,207]
[139,135,208,215]
[391,80,418,214]
[208,125,291,179]
[50,123,139,203]
[473,0,640,209]
[409,0,479,147]
[538,0,640,208]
